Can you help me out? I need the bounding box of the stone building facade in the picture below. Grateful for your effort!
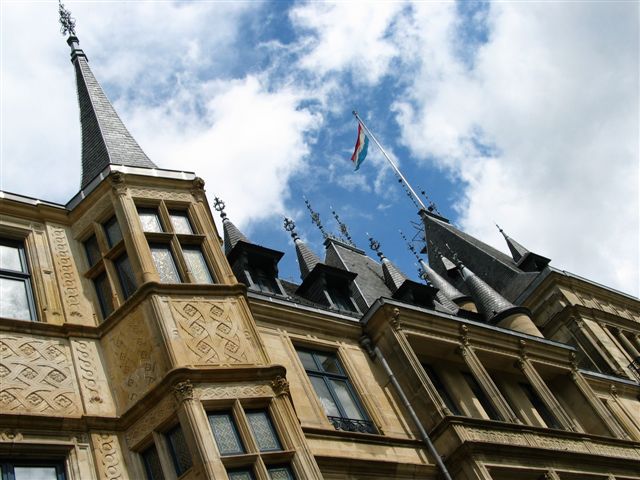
[0,18,639,480]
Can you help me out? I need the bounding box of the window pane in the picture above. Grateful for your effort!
[228,470,254,480]
[142,445,165,480]
[309,376,341,417]
[170,211,193,234]
[183,246,213,283]
[0,243,23,271]
[0,277,32,320]
[246,411,281,452]
[330,379,364,420]
[267,466,295,480]
[296,350,318,372]
[167,426,192,476]
[114,254,137,299]
[84,235,101,267]
[315,352,342,375]
[14,467,60,480]
[150,245,181,283]
[139,209,163,232]
[104,216,123,247]
[94,272,113,318]
[208,413,244,456]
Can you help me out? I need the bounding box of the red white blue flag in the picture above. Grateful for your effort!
[351,123,369,171]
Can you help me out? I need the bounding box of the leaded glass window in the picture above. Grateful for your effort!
[166,425,192,476]
[228,469,255,480]
[246,411,281,452]
[83,235,101,266]
[93,272,113,318]
[183,246,213,283]
[104,216,123,247]
[0,239,35,321]
[139,208,164,233]
[208,412,244,456]
[267,466,295,480]
[142,444,165,480]
[170,211,193,234]
[114,254,136,299]
[296,348,373,432]
[0,462,66,480]
[150,244,181,283]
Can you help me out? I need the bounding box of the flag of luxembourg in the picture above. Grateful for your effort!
[351,123,369,171]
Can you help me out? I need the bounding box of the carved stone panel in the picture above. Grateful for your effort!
[169,299,256,365]
[198,382,273,400]
[91,432,129,480]
[124,394,176,448]
[128,187,194,202]
[47,225,94,325]
[101,304,168,411]
[0,335,80,415]
[70,338,116,415]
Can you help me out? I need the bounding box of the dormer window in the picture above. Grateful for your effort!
[326,284,357,313]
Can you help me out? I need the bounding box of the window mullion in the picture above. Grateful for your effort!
[322,376,348,419]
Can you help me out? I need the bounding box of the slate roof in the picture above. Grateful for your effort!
[222,218,249,255]
[294,238,321,280]
[418,259,464,312]
[68,36,156,188]
[381,258,406,293]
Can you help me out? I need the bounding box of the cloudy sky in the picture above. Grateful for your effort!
[1,1,638,296]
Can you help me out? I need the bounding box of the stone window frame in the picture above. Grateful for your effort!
[203,399,297,479]
[81,214,133,320]
[0,237,37,322]
[135,201,216,285]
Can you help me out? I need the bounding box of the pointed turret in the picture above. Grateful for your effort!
[496,224,551,272]
[417,260,462,313]
[368,237,405,292]
[284,218,320,279]
[496,224,528,263]
[213,197,249,255]
[60,2,157,189]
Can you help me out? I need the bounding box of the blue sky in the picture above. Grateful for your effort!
[1,1,638,296]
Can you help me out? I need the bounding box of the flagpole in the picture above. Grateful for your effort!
[352,111,427,210]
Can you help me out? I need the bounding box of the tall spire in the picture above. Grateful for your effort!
[213,197,249,255]
[284,218,320,279]
[59,1,157,189]
[368,237,405,292]
[496,224,529,263]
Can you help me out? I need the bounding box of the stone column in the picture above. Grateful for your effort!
[457,326,519,423]
[172,380,224,479]
[544,470,561,480]
[613,328,640,358]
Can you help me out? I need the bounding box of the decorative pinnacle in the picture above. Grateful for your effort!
[495,223,505,235]
[304,197,328,239]
[58,0,76,37]
[331,207,355,246]
[212,197,227,220]
[399,230,421,261]
[419,188,441,214]
[283,217,299,240]
[368,235,385,260]
[398,178,419,209]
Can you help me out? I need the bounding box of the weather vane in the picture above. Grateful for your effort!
[419,188,441,215]
[331,207,355,246]
[283,217,299,240]
[304,197,329,239]
[212,197,227,220]
[368,235,385,260]
[58,0,76,37]
[399,230,420,261]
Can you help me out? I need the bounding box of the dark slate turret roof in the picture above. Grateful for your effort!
[222,218,249,255]
[497,225,529,263]
[418,259,463,312]
[381,258,406,293]
[67,36,156,188]
[294,237,321,280]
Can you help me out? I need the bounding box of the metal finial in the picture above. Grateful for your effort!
[419,188,441,214]
[397,177,420,209]
[283,217,299,240]
[304,197,328,239]
[368,236,384,260]
[58,0,76,37]
[495,222,505,234]
[213,197,227,220]
[330,207,355,246]
[399,230,421,261]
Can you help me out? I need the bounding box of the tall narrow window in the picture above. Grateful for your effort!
[150,244,181,283]
[208,412,245,456]
[246,411,282,452]
[139,208,164,233]
[296,348,375,433]
[0,238,35,321]
[267,466,295,480]
[183,246,213,283]
[114,254,136,299]
[462,371,502,421]
[169,211,193,235]
[166,425,193,477]
[93,271,114,318]
[104,216,123,247]
[141,444,165,480]
[423,363,461,415]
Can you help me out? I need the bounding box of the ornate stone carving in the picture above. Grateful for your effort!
[93,433,126,480]
[0,335,79,415]
[0,430,23,442]
[73,340,106,406]
[271,376,290,396]
[128,187,193,202]
[109,171,127,197]
[49,226,88,321]
[389,307,401,330]
[169,300,254,365]
[459,324,470,346]
[125,394,176,448]
[102,306,167,410]
[172,380,194,403]
[198,383,272,400]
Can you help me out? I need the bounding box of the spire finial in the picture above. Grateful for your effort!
[283,217,299,240]
[368,235,385,260]
[213,197,227,221]
[58,0,76,37]
[303,197,329,239]
[495,222,505,235]
[331,207,355,246]
[399,230,421,261]
[397,177,420,209]
[419,188,441,215]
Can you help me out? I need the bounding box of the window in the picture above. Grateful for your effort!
[82,216,137,320]
[166,425,193,477]
[207,406,293,478]
[326,285,357,312]
[296,348,375,433]
[0,461,66,480]
[422,363,461,416]
[0,238,36,321]
[141,444,165,480]
[461,371,502,421]
[267,466,295,480]
[136,203,215,284]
